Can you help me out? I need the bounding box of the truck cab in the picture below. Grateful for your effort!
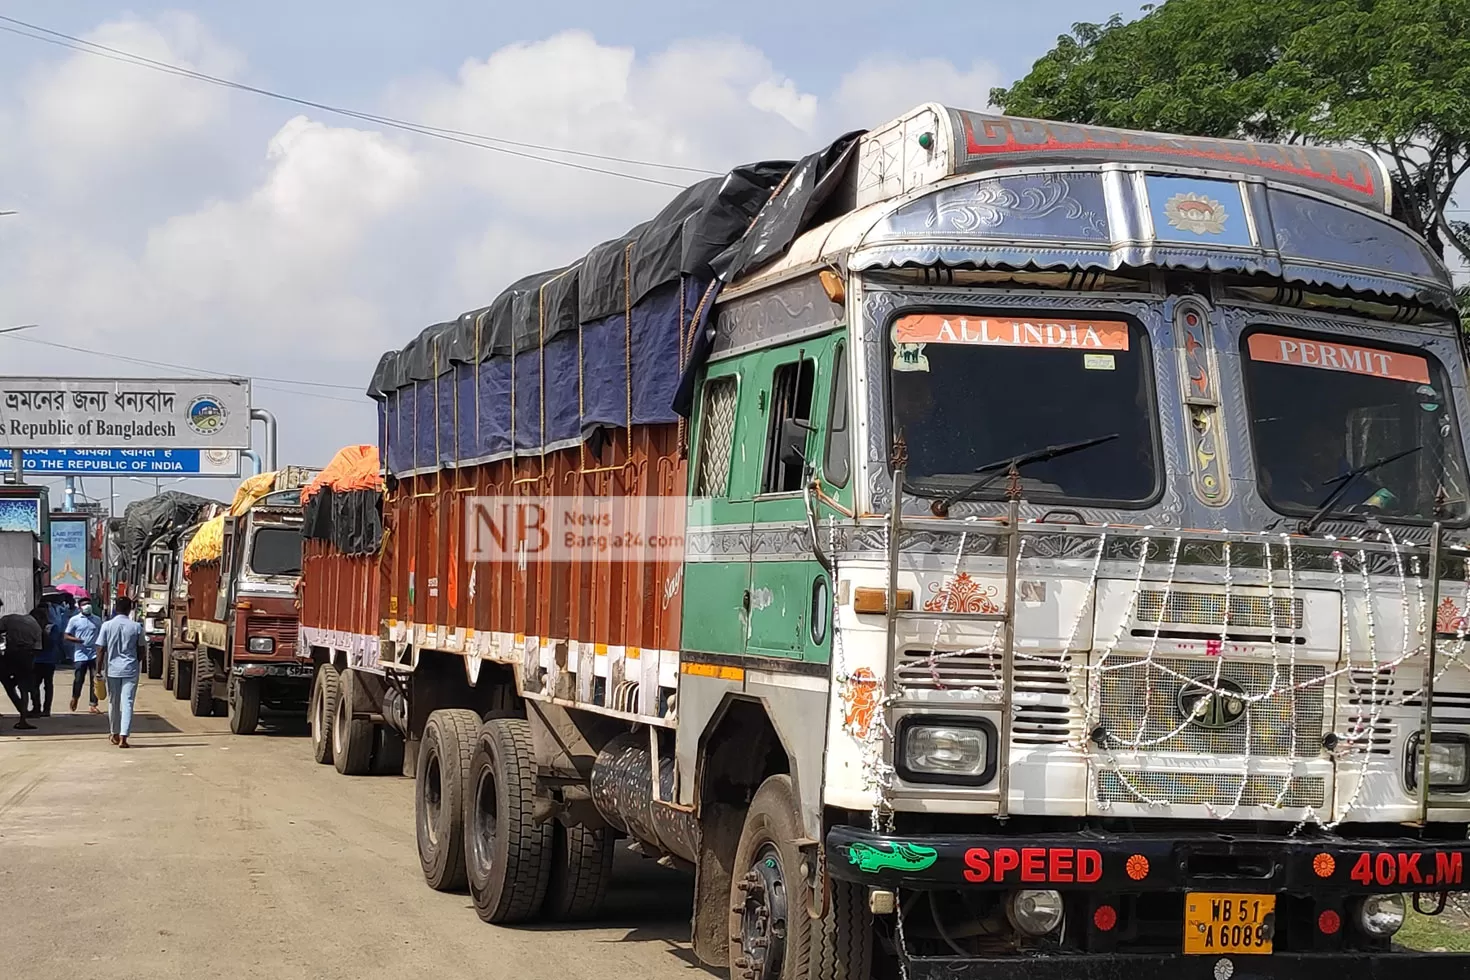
[140,545,172,680]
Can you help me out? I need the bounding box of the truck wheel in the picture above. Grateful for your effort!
[465,717,553,924]
[310,665,339,765]
[146,642,164,680]
[165,652,175,691]
[543,822,615,922]
[332,669,374,775]
[229,676,261,735]
[415,708,480,891]
[730,775,872,980]
[189,651,215,717]
[173,656,190,700]
[372,726,406,776]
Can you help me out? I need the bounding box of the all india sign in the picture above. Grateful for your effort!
[0,377,252,450]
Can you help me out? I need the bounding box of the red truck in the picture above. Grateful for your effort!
[178,469,316,733]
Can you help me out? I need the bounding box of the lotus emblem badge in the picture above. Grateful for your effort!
[1177,677,1249,731]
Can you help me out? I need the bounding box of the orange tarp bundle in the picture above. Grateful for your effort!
[301,445,383,502]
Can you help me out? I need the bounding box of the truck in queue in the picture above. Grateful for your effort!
[299,103,1470,977]
[178,468,316,733]
[112,491,223,679]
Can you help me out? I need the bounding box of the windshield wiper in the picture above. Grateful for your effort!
[925,433,1120,517]
[1298,446,1422,535]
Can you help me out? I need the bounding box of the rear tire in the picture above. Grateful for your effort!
[543,822,615,922]
[372,725,406,776]
[189,651,215,717]
[332,669,373,775]
[164,651,175,691]
[173,656,190,700]
[146,642,164,680]
[465,717,553,924]
[415,708,480,891]
[310,665,339,765]
[229,675,261,735]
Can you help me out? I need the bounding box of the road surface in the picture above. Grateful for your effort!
[0,679,701,980]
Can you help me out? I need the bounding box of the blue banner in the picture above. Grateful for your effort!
[0,448,239,475]
[49,517,88,589]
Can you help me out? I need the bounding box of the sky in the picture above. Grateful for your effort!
[0,1,1133,512]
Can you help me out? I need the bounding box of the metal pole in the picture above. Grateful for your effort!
[250,408,278,472]
[1419,522,1443,825]
[241,450,261,476]
[997,464,1023,821]
[64,476,75,512]
[10,448,23,485]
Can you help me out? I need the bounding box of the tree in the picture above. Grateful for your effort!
[992,0,1470,275]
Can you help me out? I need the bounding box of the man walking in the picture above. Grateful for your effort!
[65,598,102,713]
[95,597,144,748]
[0,598,43,730]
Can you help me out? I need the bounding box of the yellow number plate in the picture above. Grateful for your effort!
[1184,892,1275,956]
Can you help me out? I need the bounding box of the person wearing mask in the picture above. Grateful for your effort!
[0,598,43,730]
[29,597,68,717]
[65,598,103,714]
[95,597,145,747]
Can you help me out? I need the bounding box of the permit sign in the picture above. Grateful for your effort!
[1246,334,1430,384]
[0,377,251,450]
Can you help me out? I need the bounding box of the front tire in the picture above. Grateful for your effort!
[332,669,374,775]
[310,665,339,765]
[229,675,261,735]
[465,717,552,924]
[173,656,191,700]
[415,708,480,891]
[189,651,215,717]
[730,775,872,980]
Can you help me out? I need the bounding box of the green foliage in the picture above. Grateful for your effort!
[993,0,1470,269]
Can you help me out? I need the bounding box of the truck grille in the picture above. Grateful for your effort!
[1136,591,1303,631]
[245,615,297,657]
[1096,656,1324,756]
[895,648,1076,745]
[1098,770,1326,808]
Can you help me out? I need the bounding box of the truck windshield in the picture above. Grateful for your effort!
[249,527,302,576]
[1244,331,1469,523]
[888,313,1159,505]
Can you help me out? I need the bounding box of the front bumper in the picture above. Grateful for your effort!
[231,661,314,679]
[827,826,1470,893]
[903,951,1468,979]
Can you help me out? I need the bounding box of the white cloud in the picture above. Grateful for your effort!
[20,13,243,186]
[0,16,1001,473]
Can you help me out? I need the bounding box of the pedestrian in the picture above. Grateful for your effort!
[95,596,145,747]
[65,598,103,714]
[29,597,68,717]
[0,598,43,730]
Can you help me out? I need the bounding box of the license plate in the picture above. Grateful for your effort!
[1184,892,1274,956]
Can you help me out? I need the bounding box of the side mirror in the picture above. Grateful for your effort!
[779,418,815,471]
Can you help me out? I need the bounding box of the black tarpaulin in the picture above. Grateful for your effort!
[118,491,222,571]
[302,487,382,556]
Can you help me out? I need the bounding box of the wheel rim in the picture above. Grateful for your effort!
[423,751,443,847]
[469,763,498,883]
[310,681,324,747]
[735,843,789,980]
[333,690,348,757]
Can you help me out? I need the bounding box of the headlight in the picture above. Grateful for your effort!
[1007,889,1065,937]
[246,637,275,653]
[1353,893,1405,938]
[1406,733,1470,792]
[899,718,994,783]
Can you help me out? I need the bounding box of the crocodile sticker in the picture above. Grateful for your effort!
[847,841,939,874]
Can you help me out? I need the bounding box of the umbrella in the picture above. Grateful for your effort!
[53,584,89,599]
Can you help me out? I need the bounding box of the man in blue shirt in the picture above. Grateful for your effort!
[95,597,145,747]
[65,598,102,714]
